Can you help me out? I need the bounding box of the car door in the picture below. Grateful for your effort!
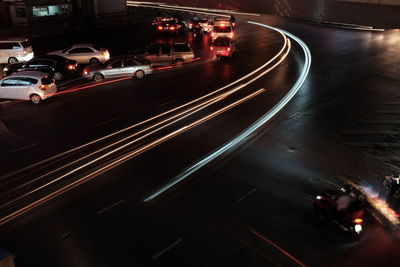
[67,47,94,64]
[159,43,172,64]
[15,77,37,99]
[108,60,123,77]
[145,44,161,65]
[122,59,138,76]
[0,78,19,99]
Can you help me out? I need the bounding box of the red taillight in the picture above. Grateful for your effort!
[83,71,88,75]
[211,32,215,37]
[169,26,175,31]
[67,65,75,70]
[210,46,214,50]
[227,47,231,51]
[158,26,163,31]
[39,85,46,91]
[189,23,193,28]
[354,218,363,224]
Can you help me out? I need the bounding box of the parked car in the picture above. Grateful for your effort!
[210,37,236,58]
[83,56,152,81]
[0,71,57,104]
[211,22,234,41]
[3,55,78,81]
[141,42,194,66]
[0,38,34,64]
[48,44,110,65]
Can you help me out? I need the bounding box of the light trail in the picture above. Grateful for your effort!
[0,28,287,182]
[0,89,266,226]
[127,1,260,17]
[1,84,250,204]
[144,22,311,202]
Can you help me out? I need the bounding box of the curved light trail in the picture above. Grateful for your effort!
[144,21,311,202]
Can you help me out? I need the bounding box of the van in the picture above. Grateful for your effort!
[211,22,234,41]
[0,39,34,64]
[143,42,194,66]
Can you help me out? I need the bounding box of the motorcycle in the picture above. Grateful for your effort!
[314,189,365,235]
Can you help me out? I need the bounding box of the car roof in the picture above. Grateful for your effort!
[0,38,28,42]
[71,44,95,48]
[29,55,68,62]
[7,71,49,79]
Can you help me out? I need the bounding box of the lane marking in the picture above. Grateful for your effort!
[60,231,72,240]
[95,117,119,127]
[97,200,124,215]
[251,229,307,267]
[237,188,257,202]
[10,142,39,153]
[152,238,183,260]
[143,21,311,202]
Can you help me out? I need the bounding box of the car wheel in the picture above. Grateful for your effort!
[93,73,104,81]
[134,70,145,79]
[89,58,100,65]
[173,58,184,64]
[30,94,42,104]
[8,57,18,64]
[54,72,63,81]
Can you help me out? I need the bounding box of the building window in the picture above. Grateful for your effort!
[15,7,26,18]
[32,4,71,17]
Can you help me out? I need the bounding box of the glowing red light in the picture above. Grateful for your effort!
[227,47,231,51]
[157,26,163,30]
[67,65,75,70]
[354,218,363,224]
[169,26,175,31]
[210,46,214,50]
[39,85,46,91]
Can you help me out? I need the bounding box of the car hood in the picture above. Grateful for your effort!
[4,62,24,71]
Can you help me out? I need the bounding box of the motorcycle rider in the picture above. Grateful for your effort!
[383,168,400,204]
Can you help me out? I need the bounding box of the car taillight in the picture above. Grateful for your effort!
[189,23,193,28]
[39,85,46,91]
[210,46,214,50]
[158,26,163,30]
[211,32,215,37]
[170,26,175,31]
[67,65,75,70]
[83,71,88,75]
[354,218,363,224]
[227,47,231,51]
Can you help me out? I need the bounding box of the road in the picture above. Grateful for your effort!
[1,7,400,267]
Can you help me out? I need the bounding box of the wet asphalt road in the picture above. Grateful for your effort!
[1,9,400,267]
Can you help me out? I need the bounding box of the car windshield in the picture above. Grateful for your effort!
[41,76,54,85]
[214,26,232,33]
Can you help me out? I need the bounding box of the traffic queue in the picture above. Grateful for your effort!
[0,14,237,104]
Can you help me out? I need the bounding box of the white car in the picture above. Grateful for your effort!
[0,38,34,64]
[0,71,57,104]
[48,44,110,65]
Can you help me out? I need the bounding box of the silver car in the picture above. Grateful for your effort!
[83,56,152,81]
[48,44,110,65]
[0,38,34,64]
[143,42,195,66]
[0,71,57,104]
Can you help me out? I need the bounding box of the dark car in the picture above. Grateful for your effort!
[3,55,78,81]
[155,18,184,34]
